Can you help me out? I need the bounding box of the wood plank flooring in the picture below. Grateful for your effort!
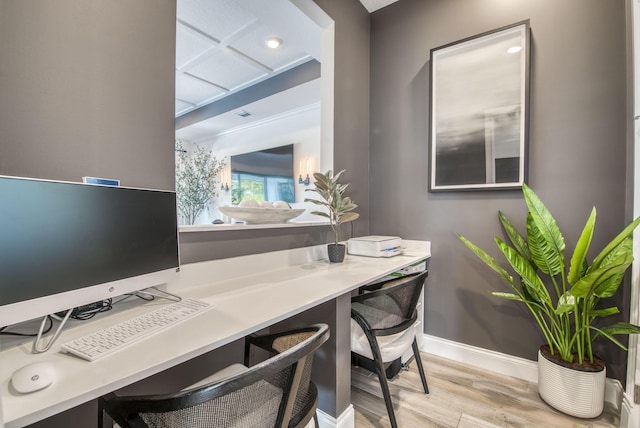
[351,353,620,428]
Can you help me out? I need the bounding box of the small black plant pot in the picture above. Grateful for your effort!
[327,244,346,263]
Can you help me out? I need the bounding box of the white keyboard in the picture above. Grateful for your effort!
[61,298,212,361]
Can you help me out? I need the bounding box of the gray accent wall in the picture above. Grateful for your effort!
[369,0,630,382]
[0,0,177,191]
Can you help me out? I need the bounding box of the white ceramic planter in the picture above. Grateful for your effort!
[537,349,606,418]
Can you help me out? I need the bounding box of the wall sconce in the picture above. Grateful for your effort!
[298,158,313,186]
[220,171,229,192]
[298,174,310,186]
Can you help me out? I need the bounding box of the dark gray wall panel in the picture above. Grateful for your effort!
[179,225,332,264]
[315,0,371,240]
[0,0,177,191]
[369,0,629,381]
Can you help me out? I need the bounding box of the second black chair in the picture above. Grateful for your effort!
[350,270,429,428]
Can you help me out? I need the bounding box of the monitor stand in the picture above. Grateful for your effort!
[32,309,73,354]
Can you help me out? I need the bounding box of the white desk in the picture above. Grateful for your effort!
[1,240,431,428]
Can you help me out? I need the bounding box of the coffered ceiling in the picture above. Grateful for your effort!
[175,0,321,119]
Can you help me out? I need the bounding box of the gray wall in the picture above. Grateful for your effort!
[0,0,177,191]
[369,0,630,381]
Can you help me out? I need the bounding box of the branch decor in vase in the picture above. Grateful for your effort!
[175,140,226,225]
[458,183,640,418]
[305,170,359,263]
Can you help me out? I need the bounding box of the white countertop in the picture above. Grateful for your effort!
[1,240,431,427]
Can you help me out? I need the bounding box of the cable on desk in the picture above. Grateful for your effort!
[133,286,182,303]
[54,299,113,321]
[0,316,53,337]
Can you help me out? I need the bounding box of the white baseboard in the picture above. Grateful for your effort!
[317,404,354,428]
[421,334,623,411]
[622,392,639,428]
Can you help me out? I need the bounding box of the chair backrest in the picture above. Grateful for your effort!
[247,328,323,428]
[351,271,428,337]
[99,323,330,428]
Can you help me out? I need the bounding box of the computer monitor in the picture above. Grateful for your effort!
[0,175,180,327]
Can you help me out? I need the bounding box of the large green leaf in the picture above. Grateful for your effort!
[590,326,629,350]
[568,207,596,285]
[588,307,619,318]
[585,237,632,298]
[594,252,633,298]
[495,238,549,305]
[591,323,640,350]
[527,214,563,276]
[491,292,524,301]
[591,216,640,271]
[499,211,533,264]
[458,234,514,286]
[569,254,632,298]
[522,184,565,273]
[599,322,640,336]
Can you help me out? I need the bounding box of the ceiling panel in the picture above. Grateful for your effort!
[230,24,311,71]
[177,0,255,42]
[176,73,227,105]
[187,49,268,90]
[176,99,196,116]
[176,25,215,70]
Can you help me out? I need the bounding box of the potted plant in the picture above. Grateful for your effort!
[458,183,640,418]
[175,140,226,225]
[305,170,359,262]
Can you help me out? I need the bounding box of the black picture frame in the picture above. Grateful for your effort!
[428,21,530,192]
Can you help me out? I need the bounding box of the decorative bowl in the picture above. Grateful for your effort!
[219,206,305,224]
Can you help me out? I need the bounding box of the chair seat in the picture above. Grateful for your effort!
[350,318,417,362]
[185,363,248,390]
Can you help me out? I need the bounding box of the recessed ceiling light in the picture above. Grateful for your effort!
[507,46,522,54]
[266,38,282,49]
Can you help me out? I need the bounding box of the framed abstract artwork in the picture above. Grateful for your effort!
[428,21,530,192]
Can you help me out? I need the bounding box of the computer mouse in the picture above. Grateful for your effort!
[11,362,55,394]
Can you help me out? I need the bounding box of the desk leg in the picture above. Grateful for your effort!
[272,293,353,427]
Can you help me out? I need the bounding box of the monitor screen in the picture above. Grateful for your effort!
[0,176,180,327]
[231,145,295,204]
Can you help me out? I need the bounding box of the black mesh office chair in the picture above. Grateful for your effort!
[98,323,329,428]
[351,271,429,428]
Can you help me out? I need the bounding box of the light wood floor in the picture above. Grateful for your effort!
[351,353,620,428]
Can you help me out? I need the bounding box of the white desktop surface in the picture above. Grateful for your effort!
[1,240,431,428]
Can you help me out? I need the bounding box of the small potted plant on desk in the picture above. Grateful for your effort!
[458,183,640,418]
[305,170,359,263]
